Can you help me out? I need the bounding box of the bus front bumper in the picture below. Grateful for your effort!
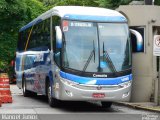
[53,79,132,102]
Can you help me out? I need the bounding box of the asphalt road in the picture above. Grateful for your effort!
[0,85,159,120]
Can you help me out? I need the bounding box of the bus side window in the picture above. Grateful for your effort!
[15,57,20,71]
[24,56,35,70]
[52,16,61,67]
[24,57,28,70]
[18,31,27,51]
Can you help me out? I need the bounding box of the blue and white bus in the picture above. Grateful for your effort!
[15,6,142,108]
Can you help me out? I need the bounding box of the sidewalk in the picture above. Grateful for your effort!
[115,102,160,113]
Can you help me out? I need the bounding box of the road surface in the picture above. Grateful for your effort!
[0,85,159,120]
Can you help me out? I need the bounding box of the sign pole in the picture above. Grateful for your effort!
[153,35,160,105]
[158,56,160,105]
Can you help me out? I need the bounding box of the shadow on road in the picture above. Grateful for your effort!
[27,94,119,112]
[57,101,117,113]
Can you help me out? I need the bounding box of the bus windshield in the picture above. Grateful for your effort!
[62,21,131,73]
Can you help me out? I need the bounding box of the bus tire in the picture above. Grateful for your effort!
[101,102,112,108]
[47,82,60,107]
[22,77,30,97]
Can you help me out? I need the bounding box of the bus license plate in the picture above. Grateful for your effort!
[92,93,105,98]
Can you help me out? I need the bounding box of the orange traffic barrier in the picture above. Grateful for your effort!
[1,95,12,103]
[0,73,9,78]
[0,82,10,88]
[0,73,12,103]
[0,78,9,82]
[0,89,11,95]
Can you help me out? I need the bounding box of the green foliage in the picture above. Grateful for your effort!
[155,0,160,5]
[95,0,132,9]
[53,0,98,6]
[39,0,98,9]
[0,0,45,72]
[40,0,132,9]
[0,0,26,72]
[0,0,26,33]
[25,0,46,21]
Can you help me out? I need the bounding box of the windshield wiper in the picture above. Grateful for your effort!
[82,40,95,72]
[103,42,117,72]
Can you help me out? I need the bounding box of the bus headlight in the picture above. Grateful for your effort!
[119,81,132,88]
[60,77,79,86]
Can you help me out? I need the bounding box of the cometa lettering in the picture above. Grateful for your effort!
[93,74,107,78]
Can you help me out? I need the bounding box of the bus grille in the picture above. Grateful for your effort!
[74,84,121,90]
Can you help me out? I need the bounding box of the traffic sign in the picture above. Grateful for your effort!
[153,35,160,56]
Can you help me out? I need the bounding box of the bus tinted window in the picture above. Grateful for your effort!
[28,18,51,50]
[52,16,61,66]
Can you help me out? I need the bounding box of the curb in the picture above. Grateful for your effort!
[114,102,160,113]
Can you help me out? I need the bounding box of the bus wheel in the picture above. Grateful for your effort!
[22,77,30,97]
[101,102,112,108]
[47,83,60,107]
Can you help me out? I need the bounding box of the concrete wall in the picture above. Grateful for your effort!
[117,5,160,102]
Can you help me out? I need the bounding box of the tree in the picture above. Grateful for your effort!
[58,0,98,6]
[0,0,45,72]
[0,0,27,71]
[25,0,46,21]
[155,0,160,5]
[39,0,98,7]
[95,0,132,9]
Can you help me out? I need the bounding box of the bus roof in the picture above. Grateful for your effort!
[19,6,127,32]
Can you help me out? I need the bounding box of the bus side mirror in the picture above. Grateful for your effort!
[55,26,62,49]
[130,29,143,52]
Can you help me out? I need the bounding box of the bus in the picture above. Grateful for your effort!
[15,6,142,108]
